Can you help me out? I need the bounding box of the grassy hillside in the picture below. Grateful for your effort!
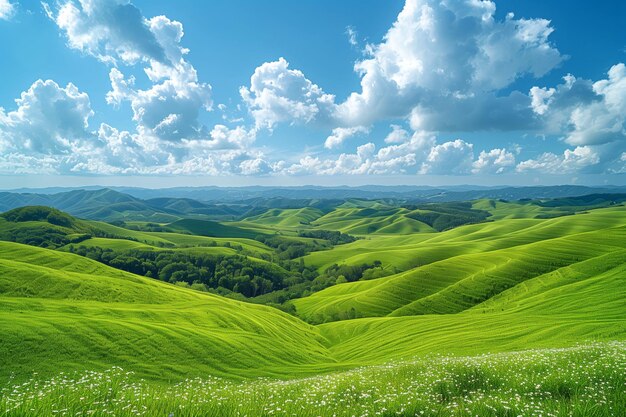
[167,218,262,239]
[4,342,624,416]
[243,207,325,228]
[310,207,435,235]
[0,241,334,382]
[0,199,624,404]
[293,206,626,321]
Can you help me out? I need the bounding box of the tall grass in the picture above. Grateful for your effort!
[2,342,624,417]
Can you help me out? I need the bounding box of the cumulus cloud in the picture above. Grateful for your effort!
[524,63,626,173]
[45,0,167,65]
[0,18,253,177]
[7,0,621,178]
[281,132,495,176]
[530,66,626,147]
[516,146,600,174]
[239,158,273,175]
[0,79,93,154]
[110,63,212,142]
[336,0,563,129]
[565,64,626,146]
[472,148,516,174]
[203,125,256,150]
[529,86,555,116]
[0,0,15,20]
[384,124,410,144]
[240,57,336,130]
[420,139,474,174]
[46,0,215,146]
[324,126,369,149]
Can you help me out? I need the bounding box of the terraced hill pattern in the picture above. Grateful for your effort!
[0,189,624,415]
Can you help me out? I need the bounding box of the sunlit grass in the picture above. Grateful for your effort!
[2,342,624,417]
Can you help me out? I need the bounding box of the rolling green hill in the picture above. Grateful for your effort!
[293,206,626,321]
[243,207,325,228]
[0,241,334,381]
[0,199,624,396]
[166,218,262,239]
[311,207,434,235]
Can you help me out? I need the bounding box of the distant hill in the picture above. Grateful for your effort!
[4,184,625,203]
[167,218,262,239]
[0,189,248,222]
[0,206,108,248]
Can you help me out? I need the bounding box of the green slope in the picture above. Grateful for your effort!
[293,207,626,321]
[310,207,434,235]
[318,251,626,363]
[166,218,261,239]
[0,242,334,382]
[1,204,625,388]
[243,207,325,228]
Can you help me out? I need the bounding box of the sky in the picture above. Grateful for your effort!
[0,0,625,188]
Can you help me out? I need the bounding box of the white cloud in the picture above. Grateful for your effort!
[384,124,410,144]
[0,0,15,20]
[420,139,474,174]
[529,86,555,115]
[8,0,619,179]
[523,63,626,173]
[47,0,214,145]
[45,0,168,65]
[239,158,272,175]
[0,153,59,175]
[324,126,369,149]
[472,148,516,174]
[566,63,626,146]
[280,134,477,177]
[203,125,256,150]
[105,67,134,106]
[516,146,600,174]
[0,79,93,154]
[112,62,212,142]
[336,0,563,129]
[530,65,626,147]
[240,57,336,130]
[0,78,261,176]
[346,26,358,47]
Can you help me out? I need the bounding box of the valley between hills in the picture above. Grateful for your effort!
[0,187,624,416]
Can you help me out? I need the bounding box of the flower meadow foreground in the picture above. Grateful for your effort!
[1,342,624,417]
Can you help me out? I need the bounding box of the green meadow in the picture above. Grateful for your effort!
[0,193,624,415]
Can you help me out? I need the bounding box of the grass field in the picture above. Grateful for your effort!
[294,206,626,321]
[0,200,625,415]
[0,242,334,382]
[2,342,623,416]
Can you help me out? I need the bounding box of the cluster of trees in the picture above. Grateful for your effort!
[1,206,75,227]
[298,230,357,245]
[0,206,127,249]
[324,261,383,283]
[66,243,385,308]
[255,235,328,259]
[67,245,319,298]
[110,221,171,232]
[253,260,385,309]
[305,307,363,324]
[255,230,356,260]
[0,226,91,249]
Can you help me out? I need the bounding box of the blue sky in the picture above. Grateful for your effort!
[0,0,625,188]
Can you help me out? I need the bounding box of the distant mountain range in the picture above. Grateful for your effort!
[1,185,625,222]
[4,184,626,202]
